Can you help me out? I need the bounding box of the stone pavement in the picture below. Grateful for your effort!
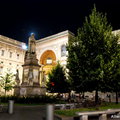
[0,105,46,120]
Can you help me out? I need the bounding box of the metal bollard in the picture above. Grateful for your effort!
[46,104,54,120]
[8,100,14,114]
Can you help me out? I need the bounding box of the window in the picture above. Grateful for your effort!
[9,63,12,65]
[1,61,3,64]
[17,54,19,59]
[61,45,66,57]
[46,58,52,65]
[1,50,4,56]
[10,52,12,58]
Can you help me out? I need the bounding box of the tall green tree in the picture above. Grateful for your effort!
[67,6,120,103]
[47,62,70,93]
[104,36,120,104]
[111,55,120,104]
[0,71,15,95]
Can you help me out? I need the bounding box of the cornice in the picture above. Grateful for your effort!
[36,30,74,44]
[0,35,26,50]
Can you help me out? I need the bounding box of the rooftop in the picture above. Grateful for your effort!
[0,35,26,49]
[36,30,74,43]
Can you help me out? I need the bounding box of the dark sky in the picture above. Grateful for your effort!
[0,0,120,43]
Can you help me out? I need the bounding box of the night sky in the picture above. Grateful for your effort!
[0,0,120,44]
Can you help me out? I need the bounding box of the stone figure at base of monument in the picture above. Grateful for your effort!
[15,69,20,86]
[41,71,46,87]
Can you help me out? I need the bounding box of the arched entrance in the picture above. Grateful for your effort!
[40,50,56,74]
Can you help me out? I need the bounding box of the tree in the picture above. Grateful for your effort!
[67,6,120,103]
[47,62,70,93]
[109,53,120,104]
[0,71,15,95]
[104,37,120,104]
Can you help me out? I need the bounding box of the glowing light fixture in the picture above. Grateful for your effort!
[22,44,27,50]
[30,32,35,36]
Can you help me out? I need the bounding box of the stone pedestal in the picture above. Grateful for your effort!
[14,86,46,96]
[20,86,41,96]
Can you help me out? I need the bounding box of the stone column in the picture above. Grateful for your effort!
[46,104,54,120]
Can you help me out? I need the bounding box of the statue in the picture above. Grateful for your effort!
[16,69,20,86]
[24,51,28,60]
[42,71,46,82]
[41,71,46,87]
[28,33,36,53]
[29,70,33,85]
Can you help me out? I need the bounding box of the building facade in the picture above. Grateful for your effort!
[0,35,26,80]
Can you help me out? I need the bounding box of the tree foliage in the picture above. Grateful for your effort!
[67,6,120,103]
[0,71,15,95]
[104,35,120,103]
[47,62,70,93]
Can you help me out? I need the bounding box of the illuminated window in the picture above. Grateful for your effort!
[61,45,66,57]
[46,58,52,65]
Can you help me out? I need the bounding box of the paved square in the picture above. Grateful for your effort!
[0,105,46,120]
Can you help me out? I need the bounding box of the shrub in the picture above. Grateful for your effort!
[0,95,65,104]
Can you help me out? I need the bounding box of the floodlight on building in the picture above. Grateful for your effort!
[22,44,27,50]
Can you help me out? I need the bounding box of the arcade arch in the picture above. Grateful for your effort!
[40,50,57,74]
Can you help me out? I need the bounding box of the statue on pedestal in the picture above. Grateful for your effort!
[14,33,46,96]
[24,33,38,64]
[28,33,36,53]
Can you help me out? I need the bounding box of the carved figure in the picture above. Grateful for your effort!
[16,69,20,86]
[28,33,36,53]
[42,71,46,83]
[41,71,46,87]
[29,70,33,85]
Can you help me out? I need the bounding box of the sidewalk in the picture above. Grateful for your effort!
[0,105,46,120]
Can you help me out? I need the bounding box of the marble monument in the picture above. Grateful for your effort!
[14,34,46,96]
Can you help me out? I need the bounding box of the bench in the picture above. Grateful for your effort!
[76,109,120,120]
[54,104,65,110]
